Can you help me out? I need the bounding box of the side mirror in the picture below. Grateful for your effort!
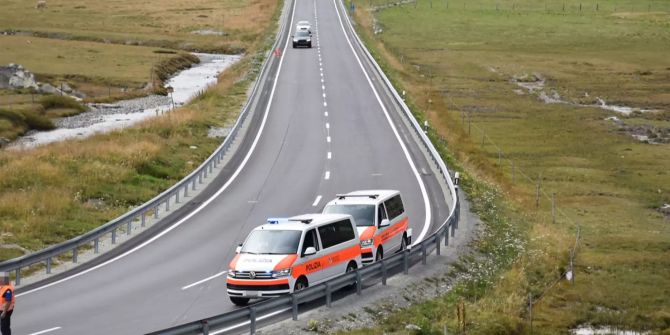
[235,243,242,254]
[379,219,390,228]
[303,247,317,256]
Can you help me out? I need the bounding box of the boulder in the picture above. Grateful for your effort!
[39,83,59,94]
[0,63,39,89]
[61,82,73,93]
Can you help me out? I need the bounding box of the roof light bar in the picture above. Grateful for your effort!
[335,194,379,200]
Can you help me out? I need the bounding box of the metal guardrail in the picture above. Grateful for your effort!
[148,0,462,334]
[0,0,295,285]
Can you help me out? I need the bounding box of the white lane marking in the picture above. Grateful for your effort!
[28,328,62,335]
[324,111,328,117]
[321,78,324,83]
[325,122,330,129]
[326,136,331,143]
[312,195,322,207]
[322,84,325,90]
[211,308,289,335]
[327,152,332,159]
[323,101,327,107]
[323,93,327,98]
[17,0,299,298]
[371,173,383,176]
[181,270,228,290]
[324,171,331,180]
[333,0,432,244]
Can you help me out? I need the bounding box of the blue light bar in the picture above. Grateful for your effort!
[267,218,289,224]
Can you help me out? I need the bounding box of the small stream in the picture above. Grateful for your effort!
[9,53,241,149]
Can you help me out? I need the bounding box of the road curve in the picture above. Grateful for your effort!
[13,0,451,334]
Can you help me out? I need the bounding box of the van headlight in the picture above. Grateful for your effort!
[272,268,291,278]
[228,270,236,278]
[360,239,374,247]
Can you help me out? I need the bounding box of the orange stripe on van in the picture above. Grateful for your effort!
[375,217,409,246]
[226,278,289,286]
[228,254,241,269]
[359,226,376,240]
[292,244,361,279]
[273,254,298,271]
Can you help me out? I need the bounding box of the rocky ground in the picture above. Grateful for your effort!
[61,95,172,129]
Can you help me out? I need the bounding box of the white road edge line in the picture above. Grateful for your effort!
[28,327,62,335]
[181,270,228,290]
[326,136,331,143]
[324,171,331,180]
[210,308,289,335]
[312,195,322,207]
[333,0,432,244]
[327,152,332,159]
[17,0,298,298]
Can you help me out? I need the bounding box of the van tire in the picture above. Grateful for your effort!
[294,276,308,291]
[346,261,358,289]
[399,234,408,252]
[230,296,250,306]
[375,247,384,262]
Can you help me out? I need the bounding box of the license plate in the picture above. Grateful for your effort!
[244,291,260,297]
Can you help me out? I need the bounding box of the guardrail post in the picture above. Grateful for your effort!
[192,179,197,191]
[403,250,409,275]
[201,320,209,335]
[292,294,298,321]
[422,243,427,265]
[325,282,332,307]
[444,223,450,246]
[46,257,52,274]
[436,232,441,256]
[356,271,362,295]
[250,308,256,334]
[154,206,159,219]
[204,166,208,179]
[141,213,146,228]
[176,190,180,204]
[199,171,203,184]
[165,198,170,212]
[381,261,387,285]
[112,228,117,244]
[209,164,213,174]
[126,220,132,236]
[73,247,78,263]
[15,268,20,286]
[94,238,100,253]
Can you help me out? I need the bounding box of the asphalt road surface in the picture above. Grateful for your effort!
[14,0,452,334]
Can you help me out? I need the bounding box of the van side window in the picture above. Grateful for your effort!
[377,203,388,225]
[318,220,355,249]
[384,195,405,220]
[301,229,319,256]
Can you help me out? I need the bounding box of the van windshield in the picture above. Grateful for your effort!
[241,230,301,255]
[323,204,375,227]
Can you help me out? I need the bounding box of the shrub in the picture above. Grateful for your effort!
[39,95,86,112]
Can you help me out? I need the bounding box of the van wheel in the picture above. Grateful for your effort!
[375,248,384,262]
[294,277,308,291]
[230,296,250,306]
[400,234,408,252]
[346,261,357,273]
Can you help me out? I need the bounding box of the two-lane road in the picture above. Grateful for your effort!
[14,0,450,334]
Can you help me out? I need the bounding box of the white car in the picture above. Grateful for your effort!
[226,213,362,306]
[323,190,411,265]
[296,20,311,34]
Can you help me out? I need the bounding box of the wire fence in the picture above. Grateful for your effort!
[363,0,670,13]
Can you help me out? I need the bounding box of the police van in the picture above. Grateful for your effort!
[226,213,362,306]
[323,190,410,265]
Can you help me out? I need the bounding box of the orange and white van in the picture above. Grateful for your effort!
[323,190,410,265]
[226,213,362,306]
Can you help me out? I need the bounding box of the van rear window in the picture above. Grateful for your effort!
[241,230,301,255]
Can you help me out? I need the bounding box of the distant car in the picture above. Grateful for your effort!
[292,30,312,48]
[296,20,311,34]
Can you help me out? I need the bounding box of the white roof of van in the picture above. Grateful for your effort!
[325,190,399,205]
[256,213,353,231]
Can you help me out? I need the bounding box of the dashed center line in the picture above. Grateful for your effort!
[312,195,322,207]
[327,136,331,143]
[327,152,332,159]
[324,171,331,180]
[325,123,330,129]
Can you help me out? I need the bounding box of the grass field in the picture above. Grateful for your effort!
[0,1,280,258]
[346,0,670,333]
